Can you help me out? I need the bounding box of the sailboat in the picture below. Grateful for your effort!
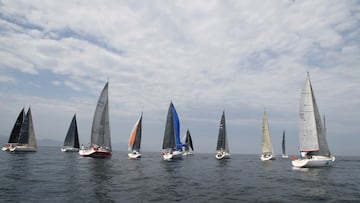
[10,108,37,152]
[260,111,275,161]
[2,108,25,151]
[79,81,112,158]
[183,129,194,156]
[215,111,230,160]
[281,130,288,159]
[162,102,184,160]
[128,112,143,159]
[61,114,80,152]
[292,73,335,168]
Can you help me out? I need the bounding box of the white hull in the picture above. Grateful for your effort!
[282,154,289,159]
[79,147,111,158]
[215,151,230,160]
[260,154,276,161]
[2,144,16,151]
[61,147,79,152]
[182,151,193,156]
[128,151,142,159]
[10,145,37,152]
[162,150,182,160]
[292,155,335,168]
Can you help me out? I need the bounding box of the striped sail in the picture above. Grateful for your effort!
[128,113,143,152]
[162,102,182,150]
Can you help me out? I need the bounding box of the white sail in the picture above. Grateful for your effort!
[292,73,334,168]
[299,74,330,156]
[299,76,319,152]
[90,82,111,150]
[261,111,274,155]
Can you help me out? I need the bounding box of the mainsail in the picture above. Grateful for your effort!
[8,108,25,143]
[162,102,182,150]
[261,111,274,155]
[18,108,37,148]
[184,129,194,152]
[216,111,229,153]
[63,114,80,148]
[91,82,111,150]
[282,130,286,156]
[128,113,143,152]
[299,73,331,156]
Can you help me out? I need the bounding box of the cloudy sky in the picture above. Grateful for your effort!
[0,0,359,156]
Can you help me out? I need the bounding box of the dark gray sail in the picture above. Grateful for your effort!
[63,114,80,148]
[184,129,194,151]
[91,82,111,150]
[162,102,175,149]
[282,130,286,155]
[8,108,25,143]
[216,111,228,152]
[18,108,37,148]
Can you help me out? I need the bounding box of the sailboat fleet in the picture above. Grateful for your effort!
[1,73,336,168]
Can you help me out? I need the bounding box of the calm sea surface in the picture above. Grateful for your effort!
[0,147,359,202]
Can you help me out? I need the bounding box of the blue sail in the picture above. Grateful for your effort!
[172,104,182,151]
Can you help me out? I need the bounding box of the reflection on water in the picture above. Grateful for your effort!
[88,158,115,203]
[127,159,143,178]
[295,168,332,198]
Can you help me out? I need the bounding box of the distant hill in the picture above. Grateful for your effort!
[0,135,7,144]
[0,135,128,149]
[37,138,62,146]
[0,135,62,147]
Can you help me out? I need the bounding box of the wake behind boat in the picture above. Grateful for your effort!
[61,114,80,152]
[128,112,143,159]
[162,102,184,160]
[260,111,275,161]
[291,73,335,168]
[215,111,230,160]
[79,81,112,158]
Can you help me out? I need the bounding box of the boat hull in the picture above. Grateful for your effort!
[79,147,112,158]
[2,144,18,151]
[282,154,289,159]
[292,155,335,168]
[215,151,230,160]
[162,150,182,160]
[61,147,79,152]
[10,144,37,152]
[128,151,142,159]
[260,154,275,161]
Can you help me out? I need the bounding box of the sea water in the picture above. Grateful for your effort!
[0,147,359,202]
